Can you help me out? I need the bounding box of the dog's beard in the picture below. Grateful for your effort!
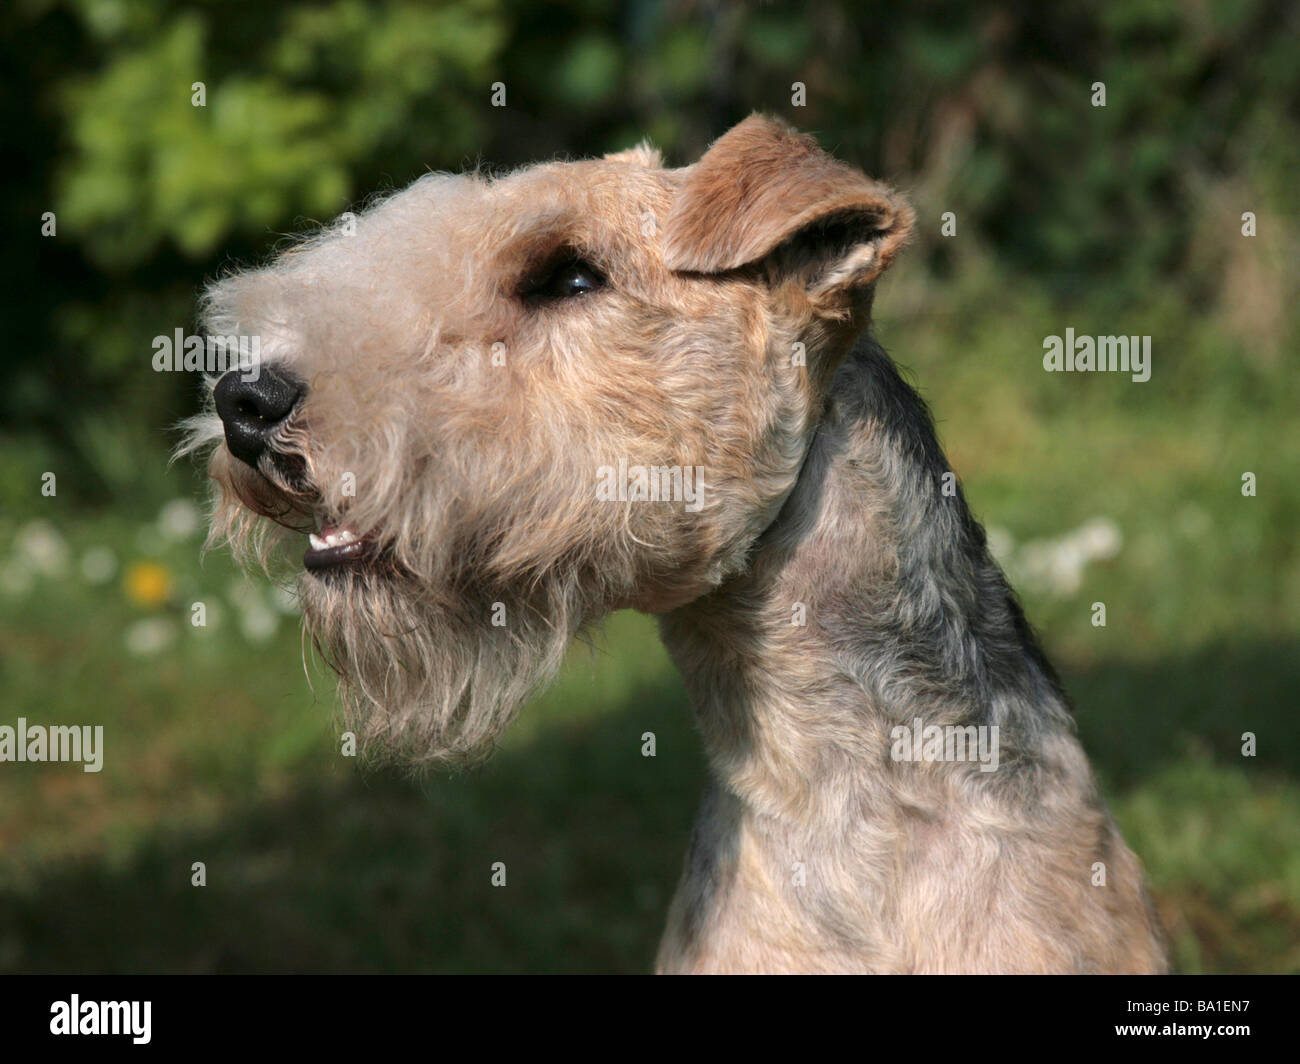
[193,449,583,768]
[300,566,581,767]
[176,404,583,767]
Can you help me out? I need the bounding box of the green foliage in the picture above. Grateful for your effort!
[1,0,1297,973]
[57,1,504,267]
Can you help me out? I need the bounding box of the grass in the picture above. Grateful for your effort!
[1,272,1297,973]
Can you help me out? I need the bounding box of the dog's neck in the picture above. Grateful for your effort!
[659,334,1073,821]
[654,336,1165,975]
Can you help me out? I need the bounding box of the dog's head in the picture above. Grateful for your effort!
[186,114,911,764]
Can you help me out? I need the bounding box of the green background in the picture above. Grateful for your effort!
[1,0,1297,972]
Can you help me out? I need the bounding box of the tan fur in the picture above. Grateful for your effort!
[189,114,1167,974]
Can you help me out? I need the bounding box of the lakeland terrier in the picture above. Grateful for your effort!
[189,114,1167,974]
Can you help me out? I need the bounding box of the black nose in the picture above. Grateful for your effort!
[213,366,304,468]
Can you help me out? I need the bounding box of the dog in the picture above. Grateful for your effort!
[189,114,1167,973]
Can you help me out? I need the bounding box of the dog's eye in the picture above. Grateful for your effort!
[523,256,605,302]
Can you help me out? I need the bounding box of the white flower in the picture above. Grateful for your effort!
[239,601,279,643]
[1006,517,1122,598]
[81,546,118,585]
[158,498,202,541]
[1074,517,1122,561]
[125,617,177,657]
[985,525,1016,566]
[14,520,69,577]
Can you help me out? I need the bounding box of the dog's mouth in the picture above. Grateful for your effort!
[304,521,378,572]
[232,444,386,574]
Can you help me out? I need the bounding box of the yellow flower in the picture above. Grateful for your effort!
[124,561,174,608]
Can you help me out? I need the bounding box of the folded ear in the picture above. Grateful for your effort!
[663,115,912,301]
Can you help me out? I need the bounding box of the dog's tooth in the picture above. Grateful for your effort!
[337,529,358,544]
[309,533,326,550]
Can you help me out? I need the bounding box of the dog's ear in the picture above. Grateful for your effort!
[663,115,912,301]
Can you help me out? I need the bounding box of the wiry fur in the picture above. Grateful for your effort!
[655,338,1166,973]
[188,115,1166,972]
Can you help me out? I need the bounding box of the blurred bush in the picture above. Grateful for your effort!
[2,0,1296,505]
[1,0,1298,973]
